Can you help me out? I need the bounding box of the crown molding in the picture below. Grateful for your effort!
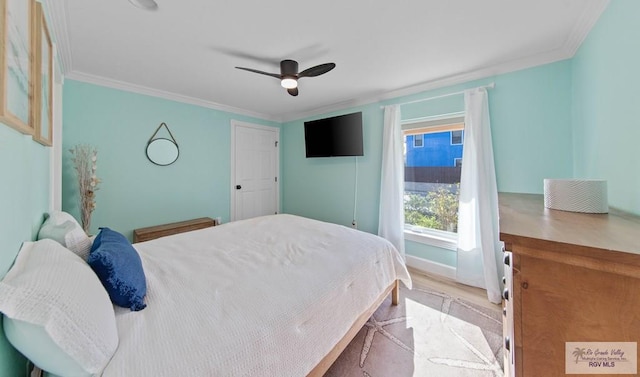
[563,0,611,57]
[280,46,572,122]
[65,71,280,122]
[42,0,73,74]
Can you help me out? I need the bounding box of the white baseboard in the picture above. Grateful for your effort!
[405,254,457,280]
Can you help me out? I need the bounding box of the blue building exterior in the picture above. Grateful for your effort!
[405,130,463,167]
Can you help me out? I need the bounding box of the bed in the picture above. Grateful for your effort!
[0,213,410,376]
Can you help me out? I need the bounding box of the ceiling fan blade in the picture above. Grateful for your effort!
[287,88,299,96]
[298,63,336,78]
[213,47,280,65]
[235,66,281,79]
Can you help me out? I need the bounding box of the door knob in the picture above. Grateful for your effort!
[236,185,241,190]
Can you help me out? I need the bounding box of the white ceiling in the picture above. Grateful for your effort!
[46,0,610,122]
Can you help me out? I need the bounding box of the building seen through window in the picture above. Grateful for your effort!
[403,119,464,234]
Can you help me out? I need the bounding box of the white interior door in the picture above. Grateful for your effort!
[231,120,279,221]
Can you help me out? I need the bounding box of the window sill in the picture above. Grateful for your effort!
[404,228,458,251]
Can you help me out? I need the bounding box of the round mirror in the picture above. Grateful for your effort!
[146,138,179,166]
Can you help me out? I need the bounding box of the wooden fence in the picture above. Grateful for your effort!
[405,166,461,184]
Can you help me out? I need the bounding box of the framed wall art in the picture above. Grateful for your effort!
[0,0,35,135]
[32,1,52,146]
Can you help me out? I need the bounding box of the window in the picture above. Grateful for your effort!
[451,130,463,145]
[402,115,464,249]
[413,134,423,147]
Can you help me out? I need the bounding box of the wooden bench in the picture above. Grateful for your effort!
[133,217,217,243]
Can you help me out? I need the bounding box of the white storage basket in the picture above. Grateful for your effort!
[543,179,608,214]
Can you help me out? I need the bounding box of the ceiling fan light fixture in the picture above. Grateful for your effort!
[128,0,158,11]
[281,77,297,89]
[235,59,334,96]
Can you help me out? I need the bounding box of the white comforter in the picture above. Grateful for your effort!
[102,214,411,377]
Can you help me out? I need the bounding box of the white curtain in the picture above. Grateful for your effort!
[378,105,405,258]
[456,88,502,304]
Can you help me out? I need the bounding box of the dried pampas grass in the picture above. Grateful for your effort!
[70,145,100,233]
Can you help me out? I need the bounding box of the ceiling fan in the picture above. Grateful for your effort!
[235,59,336,96]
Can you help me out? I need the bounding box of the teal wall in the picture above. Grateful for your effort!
[281,103,384,232]
[62,80,280,239]
[406,241,457,267]
[282,60,574,266]
[572,0,640,215]
[3,3,637,375]
[0,125,51,376]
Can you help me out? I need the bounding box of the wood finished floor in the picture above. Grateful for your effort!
[407,267,502,312]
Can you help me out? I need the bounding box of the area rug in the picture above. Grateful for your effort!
[325,285,503,377]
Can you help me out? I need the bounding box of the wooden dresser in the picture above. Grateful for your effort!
[499,193,640,377]
[133,217,217,243]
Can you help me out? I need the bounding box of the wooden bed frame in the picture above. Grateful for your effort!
[308,280,400,376]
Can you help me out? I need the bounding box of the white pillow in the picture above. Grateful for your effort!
[0,239,118,376]
[4,318,90,377]
[37,211,92,260]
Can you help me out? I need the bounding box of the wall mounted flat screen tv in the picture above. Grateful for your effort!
[304,112,364,157]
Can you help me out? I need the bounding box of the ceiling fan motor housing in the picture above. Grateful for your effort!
[281,60,299,77]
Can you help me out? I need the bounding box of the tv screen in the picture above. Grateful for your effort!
[304,112,364,157]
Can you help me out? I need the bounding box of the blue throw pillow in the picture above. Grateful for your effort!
[88,227,147,311]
